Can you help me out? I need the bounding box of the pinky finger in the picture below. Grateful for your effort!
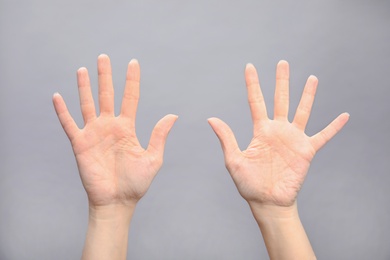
[52,93,79,141]
[310,112,350,151]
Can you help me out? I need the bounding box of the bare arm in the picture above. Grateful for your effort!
[53,54,177,260]
[208,61,349,259]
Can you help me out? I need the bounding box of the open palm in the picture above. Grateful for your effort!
[53,55,177,207]
[209,61,349,207]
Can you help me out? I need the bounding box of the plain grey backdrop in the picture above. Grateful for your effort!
[1,0,389,259]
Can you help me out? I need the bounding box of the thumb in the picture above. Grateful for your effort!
[207,117,241,158]
[147,114,178,157]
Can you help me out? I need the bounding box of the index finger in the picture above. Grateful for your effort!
[120,59,140,121]
[245,63,268,127]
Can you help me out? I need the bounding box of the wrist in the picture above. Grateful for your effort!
[249,201,316,260]
[248,201,299,221]
[82,203,136,260]
[88,203,137,224]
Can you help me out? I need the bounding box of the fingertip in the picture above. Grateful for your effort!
[158,114,179,131]
[77,67,87,73]
[278,60,289,66]
[245,64,260,86]
[308,75,318,82]
[77,67,88,78]
[207,118,239,156]
[97,54,112,75]
[126,59,141,80]
[207,118,231,136]
[98,54,111,69]
[128,59,140,71]
[129,58,139,65]
[245,64,258,75]
[147,114,179,154]
[207,118,214,127]
[276,60,290,79]
[167,114,179,123]
[98,53,109,60]
[164,113,178,119]
[341,112,350,123]
[207,117,222,125]
[52,92,63,104]
[246,63,254,69]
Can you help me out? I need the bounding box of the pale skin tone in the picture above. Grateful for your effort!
[54,56,348,259]
[208,60,349,260]
[53,54,177,260]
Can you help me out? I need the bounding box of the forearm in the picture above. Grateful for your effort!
[249,202,316,260]
[82,203,136,260]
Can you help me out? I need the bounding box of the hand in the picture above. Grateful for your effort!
[53,54,178,208]
[208,61,349,208]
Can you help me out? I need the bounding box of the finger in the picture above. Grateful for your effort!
[52,93,79,141]
[245,63,268,127]
[120,59,140,121]
[292,75,318,130]
[97,54,115,115]
[274,60,290,120]
[207,117,241,159]
[310,113,350,151]
[77,67,96,123]
[146,114,179,158]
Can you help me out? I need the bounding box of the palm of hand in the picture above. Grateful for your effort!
[53,55,177,207]
[233,121,315,207]
[71,117,157,206]
[209,61,349,207]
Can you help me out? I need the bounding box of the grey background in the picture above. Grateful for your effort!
[1,0,389,259]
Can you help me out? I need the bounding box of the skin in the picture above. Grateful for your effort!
[53,54,177,260]
[208,60,349,260]
[53,56,348,259]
